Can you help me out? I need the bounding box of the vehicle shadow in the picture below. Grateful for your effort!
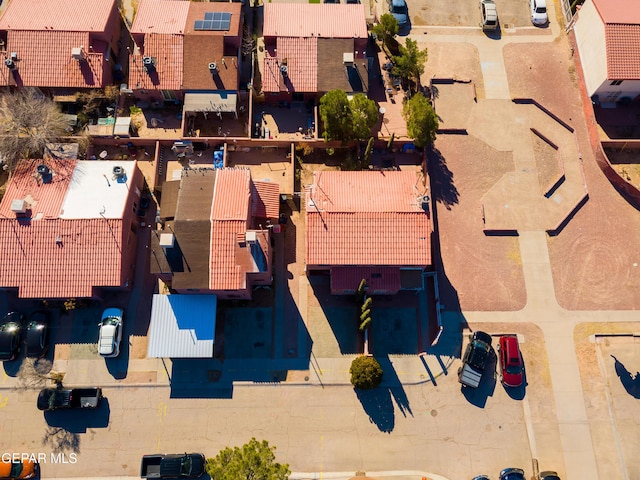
[611,355,640,398]
[43,397,111,433]
[503,368,527,400]
[461,351,497,408]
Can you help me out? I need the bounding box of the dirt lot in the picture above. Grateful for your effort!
[504,37,640,310]
[408,0,533,28]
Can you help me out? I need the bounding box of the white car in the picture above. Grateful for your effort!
[530,0,548,26]
[98,308,123,358]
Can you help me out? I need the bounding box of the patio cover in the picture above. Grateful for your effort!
[147,294,217,358]
[183,91,237,113]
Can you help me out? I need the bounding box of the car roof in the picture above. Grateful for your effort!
[472,330,492,346]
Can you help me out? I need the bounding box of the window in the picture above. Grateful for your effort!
[610,80,623,86]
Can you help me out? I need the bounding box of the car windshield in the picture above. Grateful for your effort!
[0,322,19,332]
[506,365,521,374]
[180,456,192,475]
[536,6,546,13]
[392,4,407,14]
[102,317,120,326]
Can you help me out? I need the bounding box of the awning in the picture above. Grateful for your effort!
[183,91,237,113]
[113,117,132,136]
[147,294,217,358]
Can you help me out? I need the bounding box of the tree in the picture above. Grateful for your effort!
[319,89,353,143]
[0,91,68,171]
[403,92,439,148]
[350,356,383,389]
[350,94,379,141]
[363,137,374,168]
[392,38,428,94]
[205,438,290,480]
[372,14,399,55]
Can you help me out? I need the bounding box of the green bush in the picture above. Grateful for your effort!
[350,356,383,389]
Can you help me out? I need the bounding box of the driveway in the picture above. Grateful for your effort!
[407,0,534,28]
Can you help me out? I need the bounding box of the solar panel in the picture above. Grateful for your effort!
[195,12,231,31]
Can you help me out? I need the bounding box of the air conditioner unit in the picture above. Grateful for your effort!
[209,62,217,71]
[245,231,257,244]
[159,233,175,249]
[10,199,27,214]
[71,47,83,60]
[4,58,15,69]
[113,166,125,178]
[280,65,288,76]
[143,56,154,66]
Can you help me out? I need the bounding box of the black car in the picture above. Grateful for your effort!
[0,312,24,361]
[500,468,526,480]
[25,311,49,358]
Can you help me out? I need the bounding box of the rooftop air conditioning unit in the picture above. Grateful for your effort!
[10,198,27,214]
[209,62,217,71]
[113,166,125,178]
[143,56,155,72]
[37,164,50,176]
[71,47,84,60]
[343,52,354,65]
[143,56,154,65]
[159,233,175,249]
[245,231,257,244]
[280,65,288,76]
[4,58,15,69]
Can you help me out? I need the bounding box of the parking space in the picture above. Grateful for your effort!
[406,0,533,28]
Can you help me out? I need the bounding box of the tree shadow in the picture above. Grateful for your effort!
[611,355,640,398]
[354,387,395,433]
[41,426,80,454]
[427,146,459,210]
[376,355,413,418]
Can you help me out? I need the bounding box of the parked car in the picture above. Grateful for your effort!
[530,0,548,26]
[538,472,561,480]
[499,468,526,480]
[0,312,24,361]
[98,308,123,358]
[37,387,102,411]
[479,0,498,31]
[458,331,493,388]
[25,310,50,358]
[389,0,408,28]
[140,453,205,479]
[497,334,524,387]
[0,458,38,479]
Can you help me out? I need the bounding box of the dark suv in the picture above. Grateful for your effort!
[0,312,24,361]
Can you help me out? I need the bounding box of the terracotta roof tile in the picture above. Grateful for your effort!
[0,0,114,31]
[129,33,183,90]
[211,168,251,221]
[0,159,76,219]
[593,0,640,24]
[263,3,367,39]
[209,219,245,291]
[330,266,401,293]
[0,218,124,298]
[306,171,431,267]
[251,180,280,218]
[183,1,242,36]
[2,31,107,88]
[605,24,640,79]
[182,35,238,91]
[263,37,317,93]
[131,0,191,35]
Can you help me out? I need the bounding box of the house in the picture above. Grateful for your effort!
[150,167,279,300]
[305,171,432,295]
[0,158,144,299]
[128,0,243,122]
[573,0,640,104]
[262,3,369,103]
[0,0,121,91]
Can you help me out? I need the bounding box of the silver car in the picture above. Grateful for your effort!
[98,308,123,358]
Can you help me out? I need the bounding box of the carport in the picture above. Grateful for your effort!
[147,294,217,358]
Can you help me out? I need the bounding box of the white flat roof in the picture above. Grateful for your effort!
[147,294,217,358]
[60,161,136,219]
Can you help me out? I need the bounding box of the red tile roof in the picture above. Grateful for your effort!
[263,3,367,39]
[0,159,129,298]
[129,33,184,90]
[306,171,431,267]
[593,0,640,24]
[211,168,251,221]
[0,0,115,31]
[263,37,317,93]
[251,180,280,219]
[0,159,76,219]
[130,0,191,35]
[1,31,107,88]
[209,219,246,291]
[605,24,640,79]
[330,266,401,293]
